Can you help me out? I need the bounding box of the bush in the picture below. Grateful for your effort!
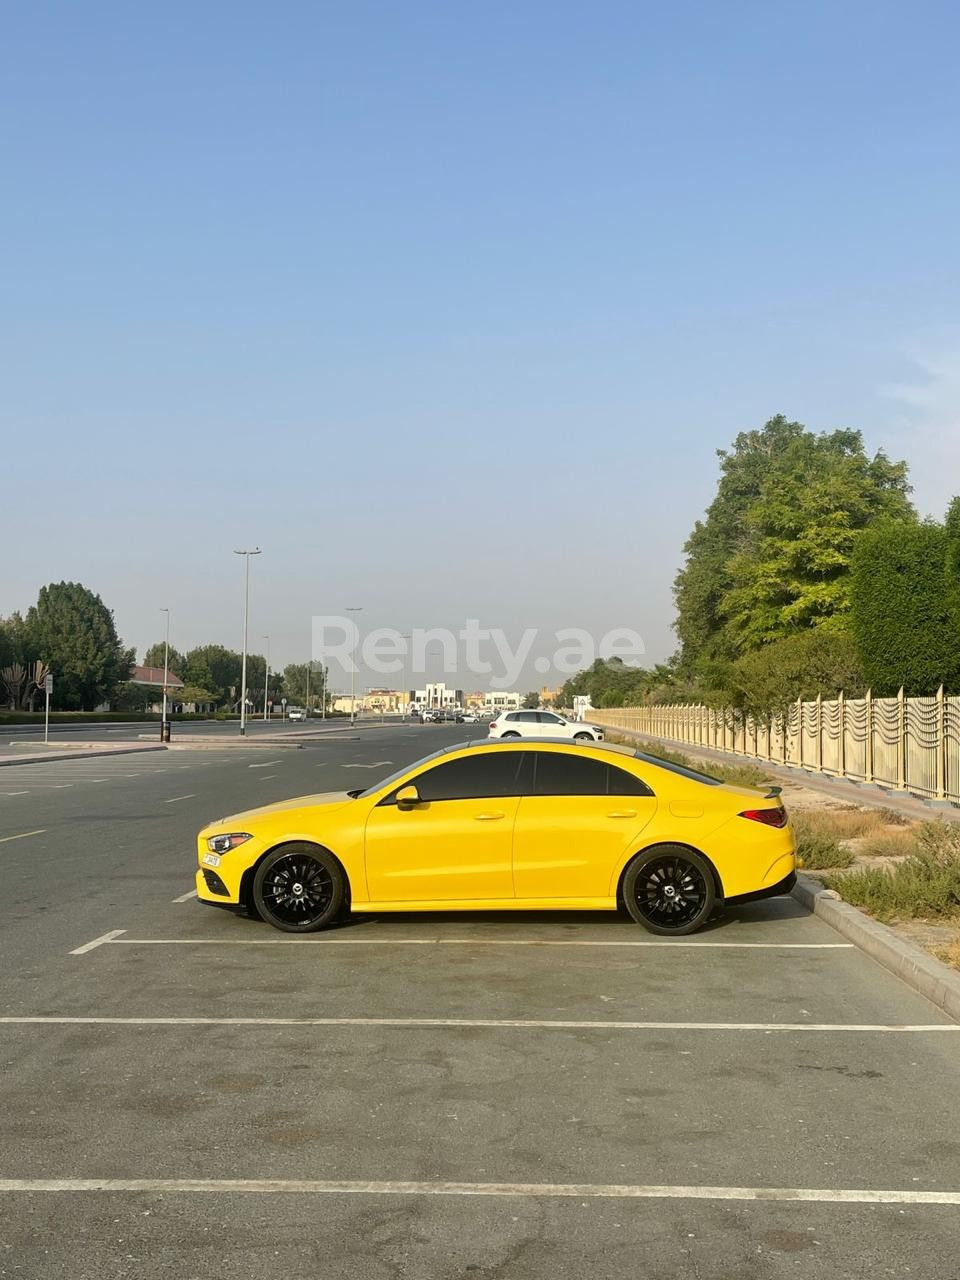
[826,821,960,919]
[792,818,854,870]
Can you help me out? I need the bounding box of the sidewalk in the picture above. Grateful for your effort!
[0,742,167,768]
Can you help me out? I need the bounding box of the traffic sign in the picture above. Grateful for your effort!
[44,674,53,693]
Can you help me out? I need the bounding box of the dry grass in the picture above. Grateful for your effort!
[789,806,907,842]
[826,821,960,921]
[934,941,960,971]
[856,829,921,860]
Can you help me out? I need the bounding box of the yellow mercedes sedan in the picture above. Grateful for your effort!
[196,739,795,936]
[195,737,798,936]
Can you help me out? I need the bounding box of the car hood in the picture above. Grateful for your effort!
[209,790,356,827]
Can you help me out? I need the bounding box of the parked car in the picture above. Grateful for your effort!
[287,708,307,721]
[456,711,479,723]
[487,710,603,741]
[196,738,796,936]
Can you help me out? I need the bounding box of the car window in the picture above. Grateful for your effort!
[632,751,722,786]
[503,712,519,721]
[537,712,564,724]
[516,711,539,723]
[383,751,533,803]
[532,753,654,797]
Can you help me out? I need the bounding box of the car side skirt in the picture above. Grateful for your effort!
[353,897,619,914]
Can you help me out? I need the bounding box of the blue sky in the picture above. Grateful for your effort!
[2,1,959,692]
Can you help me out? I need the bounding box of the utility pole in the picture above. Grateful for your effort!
[233,548,261,736]
[160,606,170,740]
[263,635,270,721]
[346,607,363,724]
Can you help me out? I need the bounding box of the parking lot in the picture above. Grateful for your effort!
[1,724,959,1278]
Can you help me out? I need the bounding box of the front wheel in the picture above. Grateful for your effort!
[622,845,715,935]
[573,731,594,741]
[253,843,346,933]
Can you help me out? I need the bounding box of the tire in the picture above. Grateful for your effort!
[574,731,594,741]
[501,731,521,739]
[622,845,716,936]
[252,843,346,933]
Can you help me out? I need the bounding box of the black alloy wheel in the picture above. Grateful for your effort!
[252,844,345,933]
[623,846,716,936]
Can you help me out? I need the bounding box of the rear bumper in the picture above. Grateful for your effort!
[726,870,797,905]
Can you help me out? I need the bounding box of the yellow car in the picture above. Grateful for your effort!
[196,740,796,936]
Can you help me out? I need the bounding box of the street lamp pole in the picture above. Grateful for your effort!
[234,548,261,736]
[263,635,270,721]
[346,607,363,724]
[160,607,170,736]
[400,634,411,717]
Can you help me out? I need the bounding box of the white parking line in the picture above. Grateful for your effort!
[0,828,46,844]
[1,791,30,796]
[171,890,199,903]
[73,934,853,950]
[163,795,195,804]
[342,761,392,768]
[68,930,127,955]
[259,775,278,780]
[0,1177,957,1204]
[248,761,282,769]
[2,1015,954,1033]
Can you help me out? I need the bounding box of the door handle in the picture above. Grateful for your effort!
[607,809,637,819]
[474,811,506,821]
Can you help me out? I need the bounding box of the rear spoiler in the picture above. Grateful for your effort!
[764,785,783,799]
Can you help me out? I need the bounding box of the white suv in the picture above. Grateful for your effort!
[487,710,604,741]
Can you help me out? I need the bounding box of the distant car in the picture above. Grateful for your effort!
[488,710,603,741]
[287,708,306,721]
[456,711,479,723]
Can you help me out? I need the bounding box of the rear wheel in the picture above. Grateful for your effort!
[253,843,345,933]
[501,731,521,739]
[623,845,715,936]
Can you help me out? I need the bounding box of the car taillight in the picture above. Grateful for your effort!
[490,722,498,730]
[738,807,787,828]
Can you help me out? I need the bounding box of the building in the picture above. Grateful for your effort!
[411,682,464,711]
[539,685,564,706]
[127,664,187,712]
[483,691,521,713]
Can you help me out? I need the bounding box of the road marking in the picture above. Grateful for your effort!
[163,794,195,804]
[0,1177,956,1203]
[80,935,853,950]
[341,761,392,768]
[171,890,198,903]
[89,779,109,783]
[248,761,282,769]
[0,828,46,844]
[1,791,30,796]
[259,774,278,780]
[123,773,140,777]
[49,784,72,789]
[3,1015,954,1033]
[68,930,127,956]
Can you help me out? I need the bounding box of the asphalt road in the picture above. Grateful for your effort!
[0,725,958,1278]
[0,714,370,747]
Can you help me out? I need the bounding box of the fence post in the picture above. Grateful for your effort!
[796,697,803,769]
[815,693,823,773]
[837,690,845,779]
[865,689,873,784]
[897,686,906,791]
[936,684,946,801]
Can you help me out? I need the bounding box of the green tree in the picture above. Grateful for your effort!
[728,630,865,715]
[25,582,133,710]
[674,416,913,666]
[522,690,539,708]
[143,642,185,675]
[849,516,960,695]
[181,645,242,705]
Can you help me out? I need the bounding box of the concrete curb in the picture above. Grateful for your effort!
[792,874,960,1024]
[160,739,303,751]
[0,744,167,768]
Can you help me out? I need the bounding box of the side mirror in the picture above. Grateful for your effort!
[395,784,422,810]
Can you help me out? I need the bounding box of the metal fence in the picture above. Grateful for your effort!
[590,689,960,805]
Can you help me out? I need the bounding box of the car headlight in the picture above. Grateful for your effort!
[206,833,253,854]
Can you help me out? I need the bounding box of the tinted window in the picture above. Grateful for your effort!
[533,754,654,797]
[515,711,539,723]
[633,751,722,786]
[394,751,532,802]
[537,712,564,724]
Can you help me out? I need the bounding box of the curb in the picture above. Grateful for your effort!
[0,744,167,768]
[160,740,303,751]
[792,874,960,1024]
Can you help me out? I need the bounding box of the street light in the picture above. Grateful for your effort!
[234,548,261,736]
[400,634,411,717]
[346,607,363,724]
[160,607,170,740]
[262,635,270,721]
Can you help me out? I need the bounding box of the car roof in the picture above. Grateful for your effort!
[447,737,639,760]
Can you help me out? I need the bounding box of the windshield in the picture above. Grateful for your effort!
[353,746,456,798]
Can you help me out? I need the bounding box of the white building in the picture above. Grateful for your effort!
[411,682,464,710]
[484,691,522,713]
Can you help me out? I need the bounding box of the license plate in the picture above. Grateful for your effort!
[202,853,221,867]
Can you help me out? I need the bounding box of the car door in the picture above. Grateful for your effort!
[364,750,532,903]
[512,751,657,899]
[536,711,571,736]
